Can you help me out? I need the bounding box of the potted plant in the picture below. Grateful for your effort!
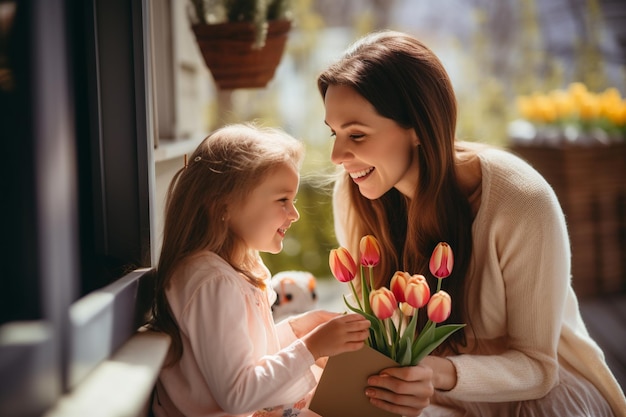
[509,82,626,298]
[188,0,293,90]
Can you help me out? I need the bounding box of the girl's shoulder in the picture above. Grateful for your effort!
[171,251,248,296]
[166,251,269,318]
[179,250,233,276]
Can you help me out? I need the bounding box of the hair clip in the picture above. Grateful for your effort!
[194,156,202,162]
[184,154,188,169]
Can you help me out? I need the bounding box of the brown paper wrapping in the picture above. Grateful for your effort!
[309,346,400,417]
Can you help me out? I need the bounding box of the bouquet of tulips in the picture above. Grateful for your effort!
[329,236,465,366]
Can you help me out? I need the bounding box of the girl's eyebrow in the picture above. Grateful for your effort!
[270,185,298,195]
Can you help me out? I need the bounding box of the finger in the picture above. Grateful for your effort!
[367,393,428,417]
[338,313,369,323]
[346,320,372,333]
[378,364,433,383]
[368,370,434,396]
[311,310,341,322]
[345,328,370,342]
[365,380,431,414]
[319,310,342,319]
[344,340,366,351]
[332,317,370,335]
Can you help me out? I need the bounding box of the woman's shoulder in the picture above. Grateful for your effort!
[456,142,548,200]
[468,143,563,223]
[459,142,551,193]
[458,141,533,169]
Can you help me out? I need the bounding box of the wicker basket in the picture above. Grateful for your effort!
[191,20,291,90]
[510,143,626,299]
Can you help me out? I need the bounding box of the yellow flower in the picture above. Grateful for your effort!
[513,82,626,144]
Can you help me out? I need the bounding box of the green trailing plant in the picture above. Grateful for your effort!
[189,0,292,49]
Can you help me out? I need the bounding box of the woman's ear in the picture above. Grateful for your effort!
[411,130,420,147]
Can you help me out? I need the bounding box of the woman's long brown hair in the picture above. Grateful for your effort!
[318,31,473,352]
[149,123,304,364]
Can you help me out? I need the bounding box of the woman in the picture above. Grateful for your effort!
[318,30,626,416]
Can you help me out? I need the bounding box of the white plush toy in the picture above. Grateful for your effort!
[271,270,318,322]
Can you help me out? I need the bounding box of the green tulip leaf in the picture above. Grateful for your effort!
[396,336,412,366]
[388,319,398,344]
[400,312,419,346]
[411,320,436,358]
[412,324,466,365]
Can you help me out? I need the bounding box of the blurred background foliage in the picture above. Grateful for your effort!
[207,0,625,279]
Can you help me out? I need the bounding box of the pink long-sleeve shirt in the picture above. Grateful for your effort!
[153,252,317,417]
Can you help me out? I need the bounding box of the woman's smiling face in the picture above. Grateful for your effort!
[324,84,420,199]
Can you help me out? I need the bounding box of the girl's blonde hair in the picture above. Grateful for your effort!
[151,122,304,363]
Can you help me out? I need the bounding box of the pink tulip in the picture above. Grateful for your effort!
[359,235,381,267]
[429,242,454,279]
[390,271,411,303]
[427,291,452,323]
[369,288,397,320]
[404,274,430,309]
[329,247,357,283]
[399,302,415,317]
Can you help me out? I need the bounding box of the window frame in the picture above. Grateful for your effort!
[0,0,157,414]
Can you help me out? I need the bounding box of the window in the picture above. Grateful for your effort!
[0,0,155,414]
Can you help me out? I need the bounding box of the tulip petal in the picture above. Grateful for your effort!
[390,271,410,303]
[404,274,430,309]
[359,235,381,267]
[329,247,357,282]
[429,242,454,279]
[369,288,397,320]
[427,291,452,323]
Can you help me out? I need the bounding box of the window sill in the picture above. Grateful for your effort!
[45,330,170,417]
[154,135,206,162]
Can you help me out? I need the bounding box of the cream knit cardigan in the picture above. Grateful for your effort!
[334,147,626,416]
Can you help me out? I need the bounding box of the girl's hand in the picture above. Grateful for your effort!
[302,313,370,360]
[288,310,341,338]
[365,365,434,417]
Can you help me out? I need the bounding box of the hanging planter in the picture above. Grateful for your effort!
[191,19,291,90]
[187,0,293,90]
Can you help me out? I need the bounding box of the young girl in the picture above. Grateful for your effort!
[150,123,371,417]
[318,30,626,416]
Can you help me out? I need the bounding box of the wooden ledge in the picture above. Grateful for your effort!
[45,330,170,417]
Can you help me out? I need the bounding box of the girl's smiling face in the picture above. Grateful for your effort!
[324,84,420,199]
[228,162,300,255]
